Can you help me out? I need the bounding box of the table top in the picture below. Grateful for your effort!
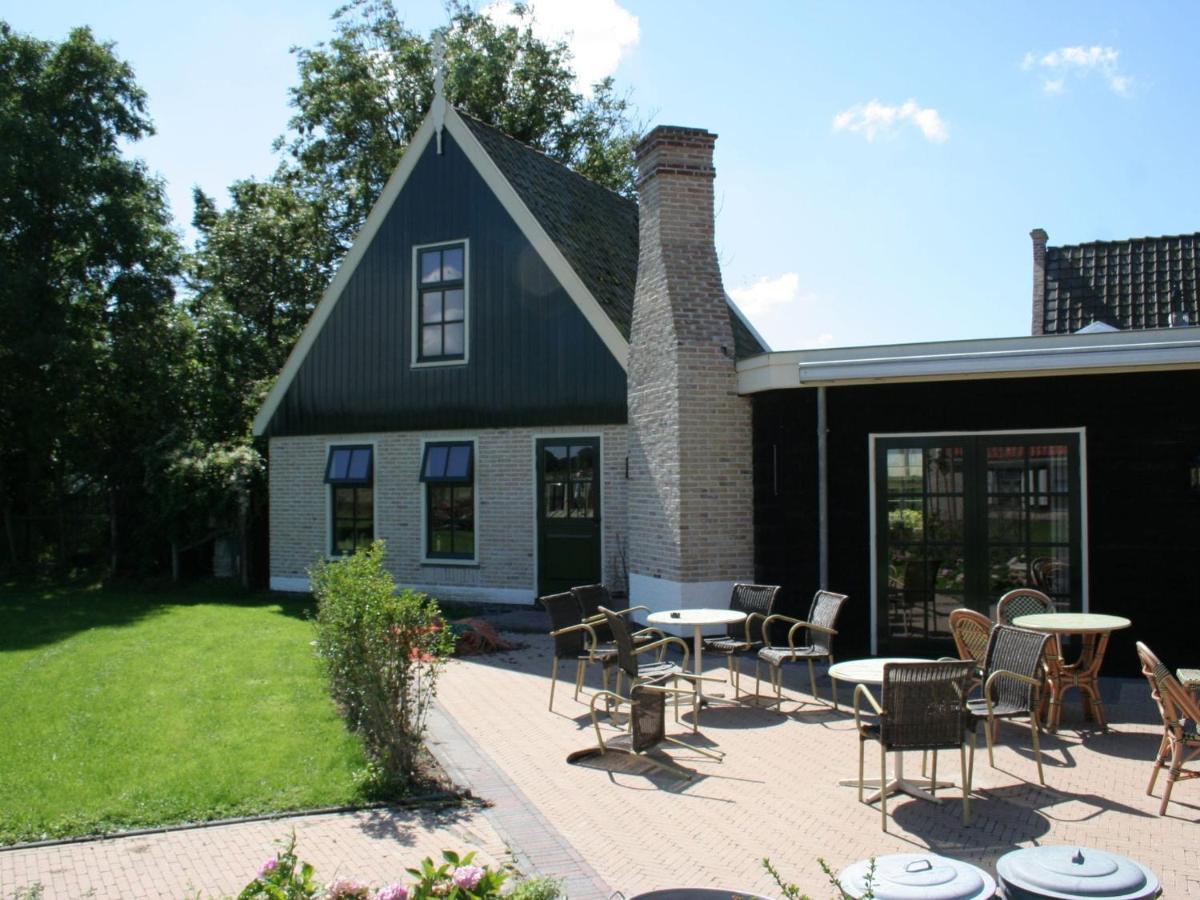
[828,657,931,686]
[1013,612,1132,634]
[646,608,746,626]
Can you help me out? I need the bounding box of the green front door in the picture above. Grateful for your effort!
[537,438,602,597]
[876,433,1083,654]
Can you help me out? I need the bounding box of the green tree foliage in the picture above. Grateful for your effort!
[0,21,192,573]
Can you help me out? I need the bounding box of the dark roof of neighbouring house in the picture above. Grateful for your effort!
[458,111,767,359]
[1042,232,1200,334]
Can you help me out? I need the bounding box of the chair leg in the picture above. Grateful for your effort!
[968,727,977,788]
[1161,739,1182,816]
[549,657,559,710]
[574,659,586,700]
[732,656,741,698]
[880,744,888,831]
[755,660,762,699]
[960,741,971,826]
[807,658,818,700]
[858,738,866,804]
[985,714,996,769]
[1030,714,1046,786]
[930,751,938,797]
[1147,732,1169,796]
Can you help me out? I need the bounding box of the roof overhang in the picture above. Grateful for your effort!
[736,326,1200,394]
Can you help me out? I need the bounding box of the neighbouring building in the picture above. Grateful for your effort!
[255,78,1200,670]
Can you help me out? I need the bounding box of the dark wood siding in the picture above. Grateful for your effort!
[753,369,1200,673]
[264,132,627,437]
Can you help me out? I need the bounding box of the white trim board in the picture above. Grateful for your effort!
[251,106,631,436]
[269,575,533,606]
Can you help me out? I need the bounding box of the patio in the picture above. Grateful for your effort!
[435,621,1199,898]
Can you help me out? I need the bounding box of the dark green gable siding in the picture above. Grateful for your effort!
[263,131,628,437]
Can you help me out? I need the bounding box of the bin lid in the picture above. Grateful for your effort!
[997,846,1160,900]
[838,853,995,900]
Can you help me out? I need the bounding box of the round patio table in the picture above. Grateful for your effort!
[1013,612,1132,732]
[828,657,952,803]
[647,608,745,703]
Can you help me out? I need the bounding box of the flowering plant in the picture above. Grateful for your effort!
[406,850,507,900]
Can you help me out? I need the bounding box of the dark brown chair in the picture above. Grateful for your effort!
[967,625,1053,785]
[1137,641,1200,815]
[701,583,780,698]
[758,590,848,708]
[543,591,608,710]
[572,584,653,645]
[854,660,976,830]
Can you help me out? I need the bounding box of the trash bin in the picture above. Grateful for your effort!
[838,853,996,900]
[996,846,1160,900]
[628,890,772,900]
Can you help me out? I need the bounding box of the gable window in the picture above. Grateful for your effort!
[420,441,475,560]
[326,445,373,556]
[414,241,467,364]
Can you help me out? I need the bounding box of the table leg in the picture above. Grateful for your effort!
[838,751,953,802]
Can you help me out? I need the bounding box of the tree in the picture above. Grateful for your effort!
[0,21,191,573]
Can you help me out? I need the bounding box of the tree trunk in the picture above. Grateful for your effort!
[171,539,180,583]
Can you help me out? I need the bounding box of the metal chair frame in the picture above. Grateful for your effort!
[757,590,848,710]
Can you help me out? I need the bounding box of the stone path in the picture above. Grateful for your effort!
[0,806,506,899]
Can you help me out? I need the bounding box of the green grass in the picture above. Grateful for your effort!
[0,580,371,845]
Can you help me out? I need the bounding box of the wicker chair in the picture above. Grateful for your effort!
[572,584,648,644]
[757,590,848,709]
[854,660,976,830]
[966,625,1053,785]
[996,587,1054,624]
[566,676,724,779]
[544,591,609,710]
[701,583,780,699]
[949,608,992,692]
[1136,641,1200,815]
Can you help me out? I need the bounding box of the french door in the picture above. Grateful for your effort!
[874,432,1084,654]
[536,438,602,597]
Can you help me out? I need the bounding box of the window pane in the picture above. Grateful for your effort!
[328,448,351,481]
[443,289,464,321]
[335,525,355,554]
[1030,548,1071,598]
[927,495,964,542]
[453,486,474,554]
[431,529,453,554]
[355,487,373,527]
[887,500,923,542]
[986,446,1026,494]
[543,445,568,481]
[987,493,1026,544]
[347,448,371,482]
[544,482,567,517]
[423,445,448,479]
[422,291,443,323]
[442,247,464,281]
[443,322,464,357]
[925,447,964,493]
[1029,495,1070,545]
[334,486,355,519]
[570,481,595,518]
[1030,444,1070,493]
[570,445,595,481]
[422,325,442,358]
[887,449,922,494]
[989,547,1029,594]
[445,444,471,479]
[421,250,442,283]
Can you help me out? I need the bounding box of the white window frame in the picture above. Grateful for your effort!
[420,435,480,566]
[411,238,470,369]
[324,438,379,560]
[867,427,1089,654]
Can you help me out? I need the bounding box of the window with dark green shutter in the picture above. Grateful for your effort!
[326,445,373,556]
[421,441,475,560]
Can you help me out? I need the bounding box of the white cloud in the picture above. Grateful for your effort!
[483,0,639,92]
[729,272,805,317]
[1022,45,1132,96]
[832,99,948,143]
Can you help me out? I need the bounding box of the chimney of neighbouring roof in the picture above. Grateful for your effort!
[625,126,753,613]
[1031,228,1048,335]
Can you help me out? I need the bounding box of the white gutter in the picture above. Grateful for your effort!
[736,327,1200,394]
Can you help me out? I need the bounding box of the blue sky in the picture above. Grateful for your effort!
[12,2,1200,351]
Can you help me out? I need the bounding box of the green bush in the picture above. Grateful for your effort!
[310,542,456,787]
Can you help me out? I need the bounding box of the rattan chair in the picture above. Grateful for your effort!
[966,625,1053,785]
[566,676,724,779]
[544,591,608,710]
[949,608,992,693]
[1136,641,1200,815]
[854,660,976,830]
[996,587,1054,624]
[572,584,649,645]
[701,583,780,699]
[757,590,848,709]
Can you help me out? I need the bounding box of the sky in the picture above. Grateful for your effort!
[11,1,1200,351]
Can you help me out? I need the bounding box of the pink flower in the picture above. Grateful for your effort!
[452,866,485,890]
[376,885,409,900]
[326,878,370,899]
[257,857,278,878]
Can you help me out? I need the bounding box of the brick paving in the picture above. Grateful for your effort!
[436,633,1200,898]
[0,806,506,899]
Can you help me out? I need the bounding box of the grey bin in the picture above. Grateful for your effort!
[627,891,772,900]
[838,853,996,900]
[996,847,1160,900]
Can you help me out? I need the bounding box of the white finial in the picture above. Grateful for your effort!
[432,32,447,154]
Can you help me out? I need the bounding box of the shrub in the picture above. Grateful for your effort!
[310,541,456,787]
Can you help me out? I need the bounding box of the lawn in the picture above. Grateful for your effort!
[0,581,371,845]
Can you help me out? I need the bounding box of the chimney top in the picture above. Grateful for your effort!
[1031,228,1048,243]
[634,126,717,187]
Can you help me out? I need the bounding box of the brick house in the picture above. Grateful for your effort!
[257,85,1200,668]
[252,92,763,609]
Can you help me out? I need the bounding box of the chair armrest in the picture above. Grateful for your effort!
[853,684,882,732]
[584,607,646,624]
[550,622,600,651]
[742,611,767,643]
[634,636,690,671]
[762,613,801,645]
[982,668,1042,714]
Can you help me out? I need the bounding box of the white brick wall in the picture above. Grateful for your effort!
[269,425,627,604]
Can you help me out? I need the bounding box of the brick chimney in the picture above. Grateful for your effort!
[1031,228,1048,335]
[626,126,754,614]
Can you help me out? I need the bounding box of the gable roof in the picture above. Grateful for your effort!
[458,111,768,359]
[1042,232,1200,334]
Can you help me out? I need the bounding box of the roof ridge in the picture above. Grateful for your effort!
[455,107,635,207]
[1051,231,1200,250]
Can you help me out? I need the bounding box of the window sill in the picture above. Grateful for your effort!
[411,358,469,369]
[421,558,479,568]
